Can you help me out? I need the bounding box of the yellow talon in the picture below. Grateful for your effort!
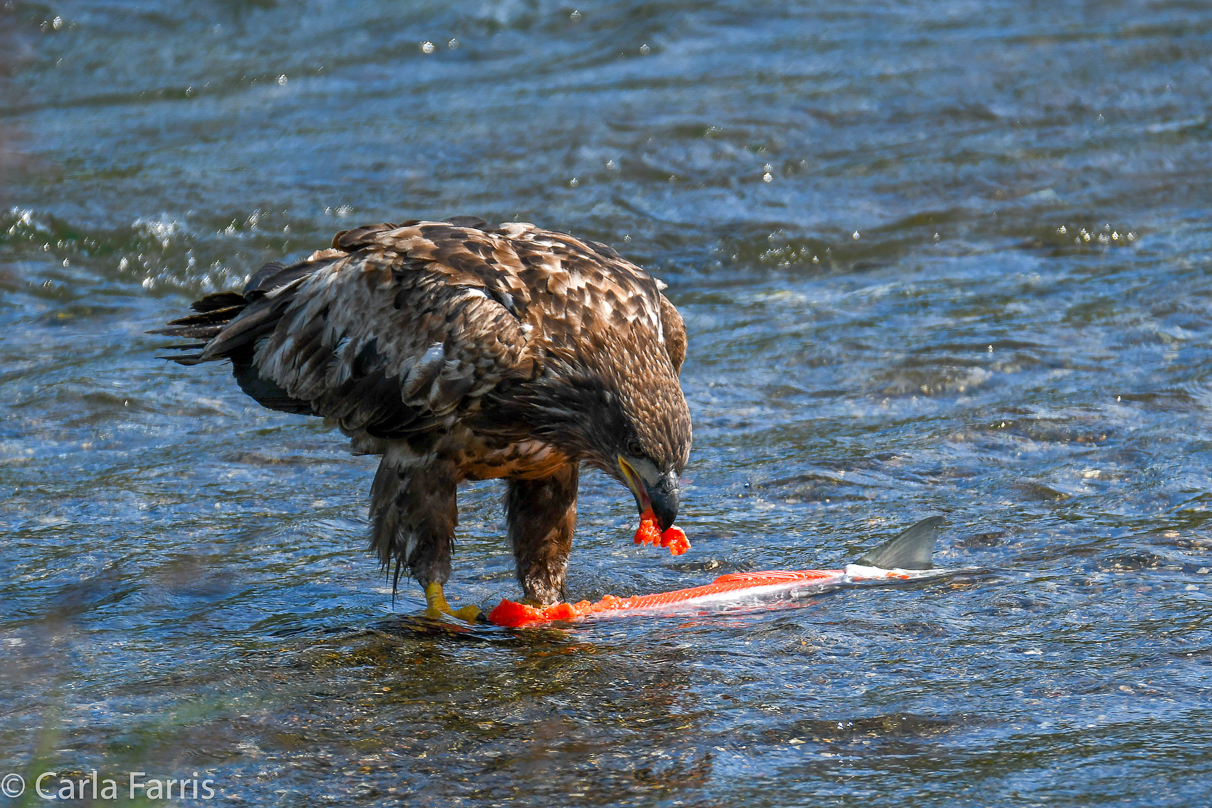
[424,581,482,623]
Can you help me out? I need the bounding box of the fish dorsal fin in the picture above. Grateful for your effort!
[857,516,944,570]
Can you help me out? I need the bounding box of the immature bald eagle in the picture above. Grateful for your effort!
[156,218,691,621]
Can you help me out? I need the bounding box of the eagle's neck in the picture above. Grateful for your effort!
[475,364,626,465]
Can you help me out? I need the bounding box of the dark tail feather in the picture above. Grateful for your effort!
[193,301,282,360]
[150,293,251,364]
[858,516,943,570]
[148,324,226,340]
[155,353,205,365]
[157,304,247,328]
[152,258,331,365]
[152,260,327,406]
[191,291,248,312]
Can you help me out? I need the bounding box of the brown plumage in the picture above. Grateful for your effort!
[155,217,691,609]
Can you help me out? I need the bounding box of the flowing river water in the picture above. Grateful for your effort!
[2,1,1211,805]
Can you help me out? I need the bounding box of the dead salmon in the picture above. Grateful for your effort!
[489,516,950,627]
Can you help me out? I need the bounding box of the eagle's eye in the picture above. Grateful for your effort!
[625,438,645,458]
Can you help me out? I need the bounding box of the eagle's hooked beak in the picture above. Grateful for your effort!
[618,456,680,532]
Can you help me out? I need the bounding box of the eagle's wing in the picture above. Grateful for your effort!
[658,293,686,374]
[495,224,685,374]
[158,219,683,437]
[164,222,536,439]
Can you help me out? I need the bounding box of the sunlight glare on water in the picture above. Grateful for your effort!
[1,0,1211,805]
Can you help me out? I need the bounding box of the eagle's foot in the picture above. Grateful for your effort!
[424,581,482,623]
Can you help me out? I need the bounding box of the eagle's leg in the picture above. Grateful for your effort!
[370,448,480,622]
[505,464,579,605]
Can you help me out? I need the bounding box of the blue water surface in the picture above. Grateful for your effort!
[2,1,1211,805]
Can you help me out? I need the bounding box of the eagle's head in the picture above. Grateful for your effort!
[610,374,690,532]
[490,343,691,530]
[541,346,691,532]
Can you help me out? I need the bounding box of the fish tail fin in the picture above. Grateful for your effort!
[858,516,944,570]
